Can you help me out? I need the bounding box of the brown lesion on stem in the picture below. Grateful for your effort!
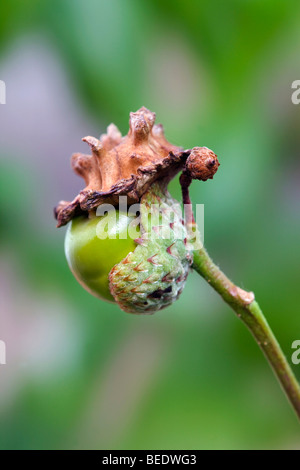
[229,285,255,305]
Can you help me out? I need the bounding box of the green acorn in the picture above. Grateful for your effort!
[55,107,219,314]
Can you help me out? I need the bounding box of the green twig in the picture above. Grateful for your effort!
[192,245,300,420]
[179,167,300,421]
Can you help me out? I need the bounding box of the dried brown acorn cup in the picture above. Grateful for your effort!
[55,107,219,314]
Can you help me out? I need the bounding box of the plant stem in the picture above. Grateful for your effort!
[192,246,300,420]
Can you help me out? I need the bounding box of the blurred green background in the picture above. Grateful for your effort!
[0,0,300,450]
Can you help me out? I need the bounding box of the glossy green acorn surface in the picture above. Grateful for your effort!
[65,212,138,302]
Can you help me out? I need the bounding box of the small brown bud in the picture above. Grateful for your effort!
[185,147,220,181]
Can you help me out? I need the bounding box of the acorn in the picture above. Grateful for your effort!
[55,107,219,314]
